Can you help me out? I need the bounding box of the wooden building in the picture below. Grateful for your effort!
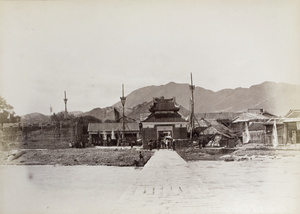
[141,97,188,148]
[283,109,300,144]
[263,118,285,145]
[193,118,236,147]
[195,112,241,127]
[87,122,140,146]
[231,112,272,133]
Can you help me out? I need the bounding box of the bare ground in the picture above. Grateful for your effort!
[177,143,300,161]
[1,143,300,166]
[0,147,154,166]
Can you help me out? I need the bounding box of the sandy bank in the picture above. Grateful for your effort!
[177,143,300,162]
[0,147,154,166]
[1,143,300,166]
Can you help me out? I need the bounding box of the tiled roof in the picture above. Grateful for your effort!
[208,120,236,137]
[88,123,139,132]
[232,113,269,123]
[247,109,276,117]
[194,118,210,128]
[202,127,233,138]
[283,118,300,123]
[149,97,180,112]
[263,118,285,125]
[143,112,187,122]
[195,119,235,138]
[285,109,300,118]
[196,112,241,121]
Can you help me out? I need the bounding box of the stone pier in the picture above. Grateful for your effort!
[112,150,223,214]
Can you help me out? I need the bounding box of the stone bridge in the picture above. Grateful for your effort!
[112,150,224,214]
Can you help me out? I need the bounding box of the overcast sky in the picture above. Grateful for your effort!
[0,0,299,115]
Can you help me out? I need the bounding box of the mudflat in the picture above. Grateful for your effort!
[0,147,154,166]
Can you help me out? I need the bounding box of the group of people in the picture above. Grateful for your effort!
[69,141,86,148]
[147,137,176,151]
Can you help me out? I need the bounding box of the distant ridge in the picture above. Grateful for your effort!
[113,81,300,117]
[21,112,50,124]
[21,81,300,123]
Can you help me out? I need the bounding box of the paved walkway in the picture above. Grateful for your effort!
[112,150,223,214]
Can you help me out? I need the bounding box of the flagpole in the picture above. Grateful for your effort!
[50,105,52,116]
[189,73,195,139]
[120,84,126,146]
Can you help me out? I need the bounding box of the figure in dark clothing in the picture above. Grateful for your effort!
[148,139,153,151]
[139,151,144,161]
[199,134,204,149]
[172,139,176,150]
[139,151,144,166]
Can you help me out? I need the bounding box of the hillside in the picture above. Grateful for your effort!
[79,106,122,122]
[114,82,198,112]
[114,81,300,116]
[126,100,190,121]
[21,112,50,124]
[21,81,300,123]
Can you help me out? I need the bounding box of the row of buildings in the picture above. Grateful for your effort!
[87,96,300,148]
[2,94,298,148]
[87,97,188,147]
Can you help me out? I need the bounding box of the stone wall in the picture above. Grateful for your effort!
[0,126,89,150]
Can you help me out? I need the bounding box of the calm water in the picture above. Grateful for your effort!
[0,165,142,214]
[1,155,300,214]
[189,155,300,214]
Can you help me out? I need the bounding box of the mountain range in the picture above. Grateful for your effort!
[21,81,300,123]
[114,81,300,116]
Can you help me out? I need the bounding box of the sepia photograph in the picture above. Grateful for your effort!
[0,0,300,213]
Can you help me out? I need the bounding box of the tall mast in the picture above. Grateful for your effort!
[63,91,68,118]
[189,73,195,139]
[120,84,126,145]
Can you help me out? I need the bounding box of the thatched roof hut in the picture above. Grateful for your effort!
[194,118,236,139]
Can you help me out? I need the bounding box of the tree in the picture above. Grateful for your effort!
[0,96,20,123]
[74,115,102,126]
[50,112,75,122]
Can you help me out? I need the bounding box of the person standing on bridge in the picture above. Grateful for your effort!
[139,151,144,163]
[172,139,176,150]
[157,139,161,150]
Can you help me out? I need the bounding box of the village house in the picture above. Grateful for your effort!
[230,109,276,143]
[87,122,140,146]
[247,108,275,117]
[231,109,275,133]
[196,112,241,127]
[263,118,285,145]
[193,117,236,147]
[283,109,300,144]
[248,122,267,143]
[141,97,188,148]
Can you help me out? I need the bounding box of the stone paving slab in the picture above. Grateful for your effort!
[111,150,225,214]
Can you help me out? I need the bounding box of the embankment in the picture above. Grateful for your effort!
[0,148,154,166]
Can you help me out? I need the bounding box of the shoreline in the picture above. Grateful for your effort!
[177,143,300,161]
[1,143,300,166]
[0,147,154,167]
